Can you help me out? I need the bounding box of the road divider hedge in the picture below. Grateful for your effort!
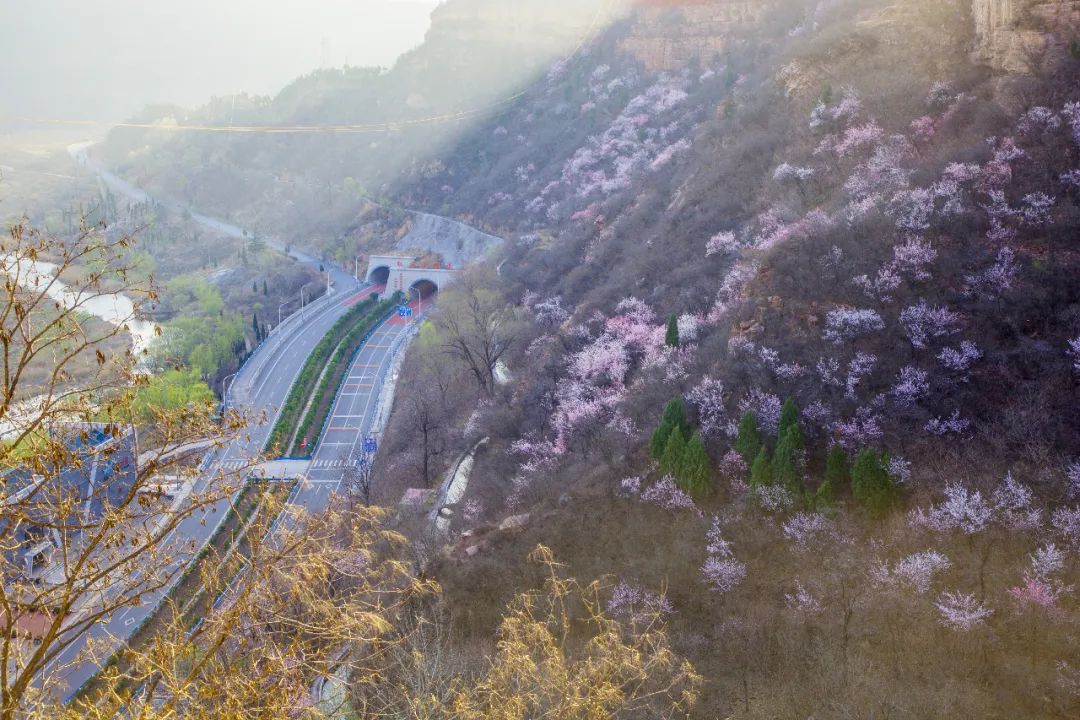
[287,295,400,456]
[265,292,398,456]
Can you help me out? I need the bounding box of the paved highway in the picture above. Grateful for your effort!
[293,300,422,515]
[48,147,374,701]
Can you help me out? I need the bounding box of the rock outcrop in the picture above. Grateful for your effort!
[971,0,1080,72]
[619,0,772,71]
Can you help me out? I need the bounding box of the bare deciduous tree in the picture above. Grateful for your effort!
[432,267,520,397]
[0,221,244,718]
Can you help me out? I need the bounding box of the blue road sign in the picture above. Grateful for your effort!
[363,437,378,453]
[398,306,413,318]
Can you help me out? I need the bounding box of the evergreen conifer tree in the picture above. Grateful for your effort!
[777,399,800,443]
[660,428,687,478]
[677,433,712,495]
[750,446,772,488]
[824,445,850,493]
[665,314,680,348]
[735,412,762,464]
[650,397,691,459]
[851,448,897,514]
[772,425,802,492]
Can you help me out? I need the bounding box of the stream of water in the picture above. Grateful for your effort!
[3,255,158,354]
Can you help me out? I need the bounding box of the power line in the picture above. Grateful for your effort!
[7,1,617,136]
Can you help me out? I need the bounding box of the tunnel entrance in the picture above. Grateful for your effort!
[366,266,390,286]
[409,279,438,301]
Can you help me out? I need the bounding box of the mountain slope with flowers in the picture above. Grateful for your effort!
[91,0,1080,716]
[368,0,1080,716]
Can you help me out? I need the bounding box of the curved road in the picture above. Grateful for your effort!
[48,147,387,701]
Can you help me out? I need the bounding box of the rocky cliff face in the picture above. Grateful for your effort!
[618,0,771,71]
[971,0,1080,72]
[427,0,628,53]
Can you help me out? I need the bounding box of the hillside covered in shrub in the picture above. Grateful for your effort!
[98,0,1080,716]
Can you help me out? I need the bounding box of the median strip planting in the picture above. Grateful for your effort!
[266,292,399,456]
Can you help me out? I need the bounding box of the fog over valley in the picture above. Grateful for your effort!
[0,0,438,123]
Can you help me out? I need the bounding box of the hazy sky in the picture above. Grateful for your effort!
[0,1,439,121]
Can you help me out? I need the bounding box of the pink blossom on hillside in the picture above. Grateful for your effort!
[823,307,885,344]
[1051,506,1080,548]
[980,136,1027,189]
[738,389,782,434]
[687,376,727,438]
[705,230,741,257]
[619,476,642,496]
[1062,169,1080,187]
[463,498,484,524]
[785,580,822,615]
[1067,462,1080,500]
[532,296,571,327]
[1009,577,1069,613]
[775,362,807,380]
[607,581,674,622]
[1029,544,1065,583]
[833,407,884,450]
[753,484,796,512]
[938,341,982,374]
[845,136,914,198]
[892,237,938,280]
[935,591,992,631]
[1064,101,1080,146]
[810,89,862,129]
[718,451,749,482]
[802,400,833,429]
[650,139,692,170]
[891,187,936,231]
[835,121,885,157]
[900,301,962,349]
[1020,192,1056,226]
[844,195,881,223]
[845,352,877,399]
[887,455,913,484]
[1017,106,1061,134]
[883,551,951,594]
[511,436,565,474]
[911,115,938,142]
[782,512,831,552]
[570,203,602,222]
[925,410,971,436]
[834,90,863,122]
[706,515,734,557]
[1069,337,1080,373]
[642,476,700,514]
[912,482,992,533]
[569,335,630,386]
[853,266,902,301]
[701,556,747,594]
[992,472,1042,530]
[943,162,981,183]
[702,516,746,593]
[891,366,929,407]
[677,313,700,342]
[816,356,842,386]
[774,163,816,183]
